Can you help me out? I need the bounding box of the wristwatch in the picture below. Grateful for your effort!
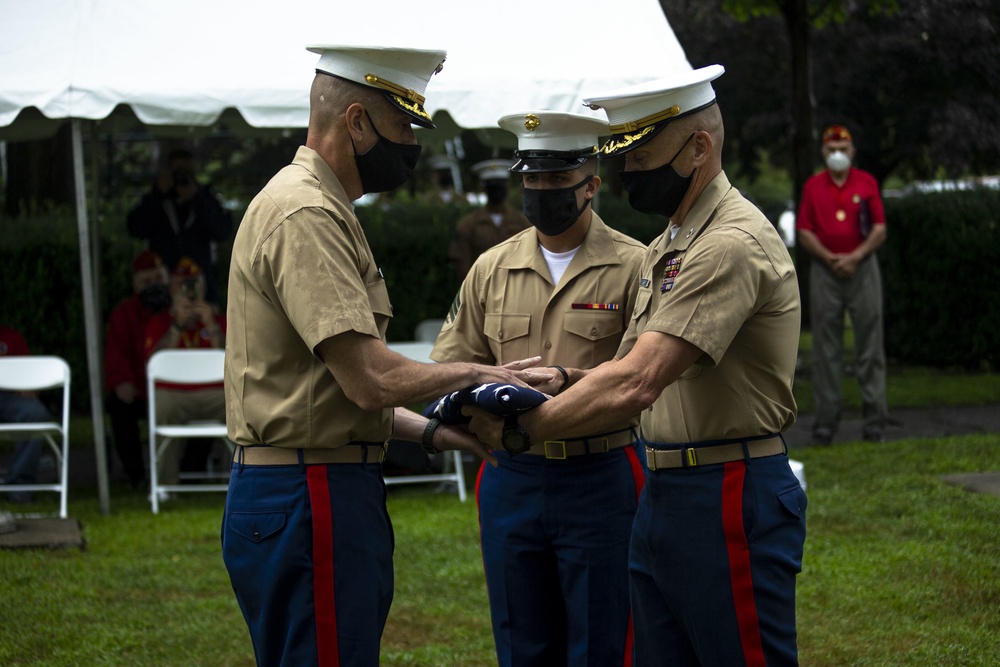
[500,414,532,455]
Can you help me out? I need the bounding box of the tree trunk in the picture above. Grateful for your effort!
[783,0,816,324]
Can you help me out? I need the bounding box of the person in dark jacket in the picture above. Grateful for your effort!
[126,149,233,304]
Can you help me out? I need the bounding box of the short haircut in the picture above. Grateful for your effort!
[309,72,387,136]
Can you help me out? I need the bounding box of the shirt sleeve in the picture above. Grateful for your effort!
[867,175,887,225]
[644,229,767,366]
[261,207,381,351]
[431,257,494,365]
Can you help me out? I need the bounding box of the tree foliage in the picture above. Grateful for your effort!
[661,0,1000,186]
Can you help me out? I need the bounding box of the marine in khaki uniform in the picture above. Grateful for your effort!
[448,159,532,280]
[221,45,545,667]
[433,111,646,667]
[466,66,807,667]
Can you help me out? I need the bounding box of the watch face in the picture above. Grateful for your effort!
[501,426,531,455]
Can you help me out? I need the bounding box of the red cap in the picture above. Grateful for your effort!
[172,257,203,279]
[822,125,852,143]
[132,251,164,273]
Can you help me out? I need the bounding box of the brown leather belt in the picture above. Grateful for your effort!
[524,430,635,459]
[234,444,387,466]
[645,436,786,471]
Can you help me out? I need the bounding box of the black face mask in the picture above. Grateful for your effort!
[619,132,696,217]
[522,175,594,236]
[352,113,422,195]
[139,284,171,313]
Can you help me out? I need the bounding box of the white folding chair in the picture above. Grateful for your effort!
[789,458,807,491]
[0,356,71,518]
[385,341,467,502]
[146,349,230,513]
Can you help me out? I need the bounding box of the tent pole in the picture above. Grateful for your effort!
[71,118,111,515]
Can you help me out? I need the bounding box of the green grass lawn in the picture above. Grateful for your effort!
[2,434,998,666]
[2,333,998,666]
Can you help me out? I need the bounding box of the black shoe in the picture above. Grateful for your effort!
[863,430,886,443]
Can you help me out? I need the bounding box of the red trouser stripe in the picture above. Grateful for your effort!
[721,461,766,667]
[307,466,340,667]
[624,444,646,503]
[621,444,646,667]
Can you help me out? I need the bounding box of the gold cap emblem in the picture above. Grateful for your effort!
[524,114,541,131]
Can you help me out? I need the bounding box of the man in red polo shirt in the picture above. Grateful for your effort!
[797,124,889,444]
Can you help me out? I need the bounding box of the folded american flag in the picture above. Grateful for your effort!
[426,383,549,424]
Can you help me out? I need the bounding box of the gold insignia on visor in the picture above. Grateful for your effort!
[365,74,426,105]
[608,105,681,134]
[524,114,541,131]
[600,125,656,155]
[390,94,432,122]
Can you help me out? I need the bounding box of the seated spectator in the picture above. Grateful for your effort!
[0,325,52,503]
[144,258,227,499]
[104,251,171,489]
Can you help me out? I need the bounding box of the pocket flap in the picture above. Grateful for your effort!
[562,311,623,341]
[366,279,392,318]
[227,510,287,543]
[484,313,530,343]
[777,485,806,520]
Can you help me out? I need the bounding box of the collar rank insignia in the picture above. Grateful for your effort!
[640,278,651,288]
[661,257,683,293]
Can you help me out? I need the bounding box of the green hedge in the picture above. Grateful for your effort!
[881,188,1000,370]
[3,186,994,413]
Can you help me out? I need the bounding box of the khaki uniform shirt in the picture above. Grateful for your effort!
[618,172,800,443]
[225,146,393,449]
[447,204,531,270]
[433,212,645,436]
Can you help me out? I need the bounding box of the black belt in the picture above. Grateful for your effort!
[645,435,786,471]
[524,429,635,459]
[234,443,387,466]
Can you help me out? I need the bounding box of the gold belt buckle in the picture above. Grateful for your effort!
[646,447,658,471]
[544,440,567,460]
[684,447,698,467]
[597,437,611,453]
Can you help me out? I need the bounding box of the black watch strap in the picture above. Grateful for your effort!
[421,418,441,454]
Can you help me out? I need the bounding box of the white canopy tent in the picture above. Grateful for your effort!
[0,0,690,513]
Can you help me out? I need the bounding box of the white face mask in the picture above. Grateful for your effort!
[825,150,851,172]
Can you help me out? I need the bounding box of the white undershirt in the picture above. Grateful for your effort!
[490,212,503,226]
[540,245,580,285]
[669,224,680,240]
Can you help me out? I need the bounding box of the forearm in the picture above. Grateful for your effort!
[317,332,541,412]
[849,223,887,261]
[517,332,702,444]
[373,356,480,408]
[521,359,646,440]
[391,406,431,442]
